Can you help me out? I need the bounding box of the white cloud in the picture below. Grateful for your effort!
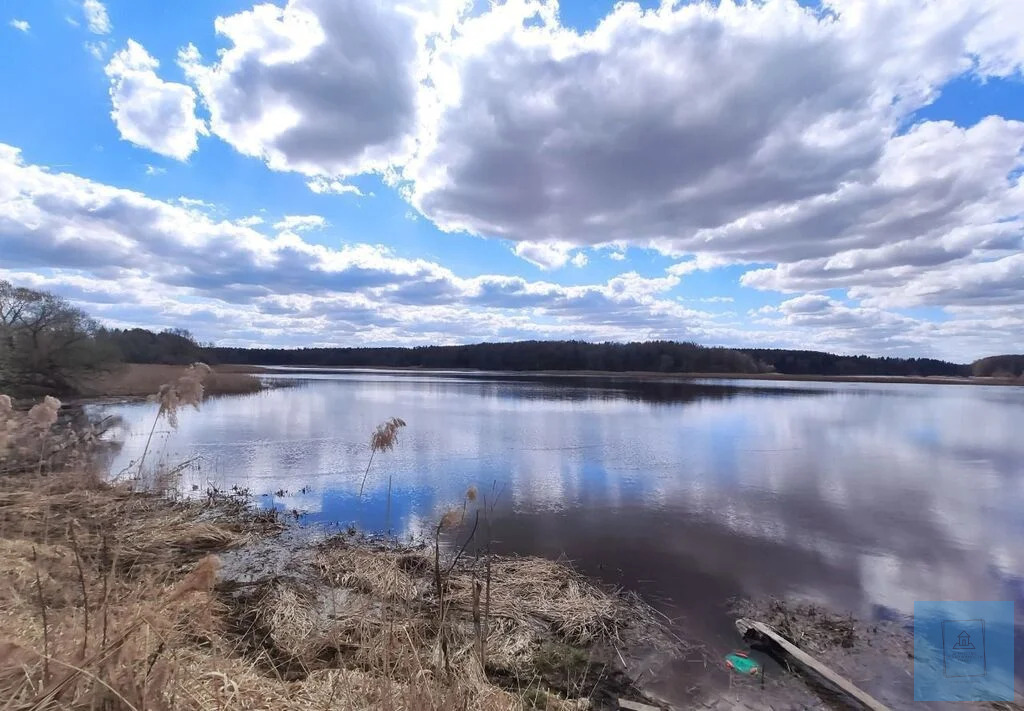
[144,164,165,176]
[0,143,731,350]
[752,294,939,355]
[409,0,1021,250]
[306,177,366,197]
[178,0,426,179]
[7,0,1024,360]
[176,196,214,210]
[273,215,327,232]
[570,251,588,268]
[398,0,1024,318]
[3,140,1019,360]
[9,19,30,32]
[105,41,208,160]
[236,215,265,227]
[153,0,1023,331]
[512,241,576,270]
[85,41,108,60]
[668,255,731,278]
[82,0,111,35]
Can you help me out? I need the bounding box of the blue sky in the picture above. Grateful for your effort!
[1,0,1022,361]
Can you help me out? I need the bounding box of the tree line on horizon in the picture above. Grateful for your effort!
[3,280,1021,395]
[205,341,976,377]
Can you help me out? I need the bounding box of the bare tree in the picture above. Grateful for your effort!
[0,281,117,395]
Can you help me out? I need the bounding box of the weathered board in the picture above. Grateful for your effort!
[735,617,891,711]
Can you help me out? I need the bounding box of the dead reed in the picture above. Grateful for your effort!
[83,363,264,398]
[357,416,406,499]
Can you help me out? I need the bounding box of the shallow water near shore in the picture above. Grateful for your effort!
[92,369,1024,707]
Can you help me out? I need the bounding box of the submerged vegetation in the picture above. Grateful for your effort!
[0,368,674,709]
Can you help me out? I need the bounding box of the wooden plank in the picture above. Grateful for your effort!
[618,700,661,711]
[735,618,891,711]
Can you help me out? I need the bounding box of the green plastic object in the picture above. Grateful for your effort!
[725,651,761,675]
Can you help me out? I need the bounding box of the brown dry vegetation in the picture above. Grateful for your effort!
[0,470,669,710]
[0,388,673,710]
[82,364,264,398]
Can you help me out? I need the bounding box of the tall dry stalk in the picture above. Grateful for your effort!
[137,363,211,476]
[480,481,504,669]
[70,525,90,659]
[433,508,461,673]
[31,546,50,685]
[357,417,407,521]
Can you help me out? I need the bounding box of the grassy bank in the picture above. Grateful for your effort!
[83,363,265,398]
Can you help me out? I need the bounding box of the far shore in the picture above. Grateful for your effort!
[233,363,1024,387]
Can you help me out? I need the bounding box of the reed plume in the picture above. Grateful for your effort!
[27,396,61,430]
[357,416,406,498]
[0,393,13,417]
[138,362,211,475]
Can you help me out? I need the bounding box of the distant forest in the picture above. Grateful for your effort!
[46,325,1024,379]
[205,340,980,377]
[7,279,1018,398]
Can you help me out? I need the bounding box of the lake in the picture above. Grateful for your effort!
[94,370,1024,705]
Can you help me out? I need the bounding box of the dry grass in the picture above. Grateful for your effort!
[297,538,668,706]
[83,364,264,398]
[0,407,671,711]
[0,467,652,710]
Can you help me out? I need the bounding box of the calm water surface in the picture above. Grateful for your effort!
[95,371,1024,704]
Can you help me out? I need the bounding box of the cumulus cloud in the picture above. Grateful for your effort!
[410,0,1023,250]
[274,215,327,232]
[105,41,208,160]
[0,143,729,349]
[178,0,425,178]
[306,177,367,197]
[85,40,108,60]
[155,0,1023,329]
[4,141,1022,359]
[9,19,30,32]
[752,295,935,354]
[397,0,1024,321]
[82,0,111,34]
[512,241,579,270]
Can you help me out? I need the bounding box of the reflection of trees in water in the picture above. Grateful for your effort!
[447,374,827,405]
